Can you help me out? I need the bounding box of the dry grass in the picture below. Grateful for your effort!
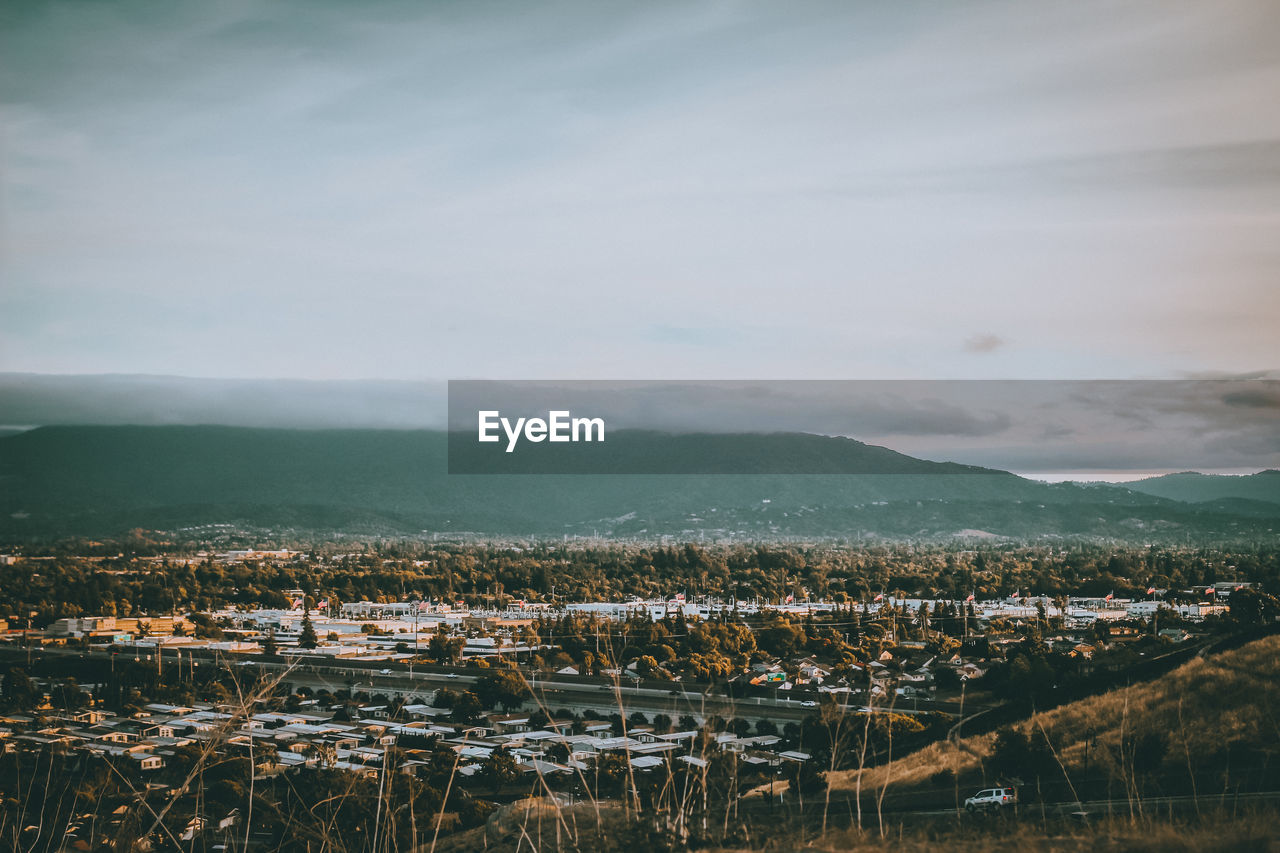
[826,635,1280,796]
[429,801,631,853]
[447,807,1280,852]
[712,811,1280,853]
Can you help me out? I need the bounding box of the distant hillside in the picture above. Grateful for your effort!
[1123,470,1280,506]
[0,425,1275,542]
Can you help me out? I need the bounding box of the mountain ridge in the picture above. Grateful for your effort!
[0,425,1275,543]
[1122,470,1280,506]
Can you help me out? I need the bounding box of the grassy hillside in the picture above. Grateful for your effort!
[830,634,1280,804]
[441,802,1280,853]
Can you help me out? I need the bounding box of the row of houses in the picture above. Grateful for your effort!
[0,694,814,790]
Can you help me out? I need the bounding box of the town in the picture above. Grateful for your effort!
[1,542,1276,850]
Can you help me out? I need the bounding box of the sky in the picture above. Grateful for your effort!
[2,0,1278,385]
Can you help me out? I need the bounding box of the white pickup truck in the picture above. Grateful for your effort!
[964,787,1017,813]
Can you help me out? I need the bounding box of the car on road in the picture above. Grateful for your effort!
[380,668,391,674]
[445,673,459,678]
[800,700,818,707]
[964,787,1016,814]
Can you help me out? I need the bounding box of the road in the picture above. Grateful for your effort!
[10,645,964,727]
[891,789,1280,820]
[248,659,847,724]
[738,783,1280,828]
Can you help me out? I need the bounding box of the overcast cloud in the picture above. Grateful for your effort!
[2,0,1279,383]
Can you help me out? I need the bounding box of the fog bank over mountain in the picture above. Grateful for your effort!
[0,373,448,431]
[4,373,1278,478]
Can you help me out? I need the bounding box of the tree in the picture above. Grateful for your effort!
[432,687,460,709]
[262,630,279,656]
[926,633,961,659]
[1230,588,1280,626]
[989,726,1058,793]
[547,741,570,763]
[474,670,531,711]
[52,678,88,710]
[298,611,318,649]
[788,758,826,796]
[450,691,483,723]
[1124,729,1168,780]
[2,668,35,711]
[429,630,465,664]
[479,749,520,792]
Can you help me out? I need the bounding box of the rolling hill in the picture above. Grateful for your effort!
[835,633,1280,804]
[1122,470,1280,506]
[0,425,1275,542]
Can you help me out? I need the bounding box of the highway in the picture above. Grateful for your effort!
[9,645,967,727]
[241,659,843,724]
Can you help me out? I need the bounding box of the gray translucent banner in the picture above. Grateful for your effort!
[446,379,1280,475]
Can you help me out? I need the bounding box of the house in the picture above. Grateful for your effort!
[626,741,681,757]
[630,755,665,770]
[521,758,573,776]
[489,714,531,735]
[401,704,450,721]
[69,709,109,725]
[796,663,831,684]
[180,816,207,842]
[87,725,135,744]
[657,731,698,745]
[541,719,575,735]
[740,751,782,768]
[133,720,177,739]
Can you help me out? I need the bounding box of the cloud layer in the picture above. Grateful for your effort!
[6,373,1276,476]
[2,1,1279,381]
